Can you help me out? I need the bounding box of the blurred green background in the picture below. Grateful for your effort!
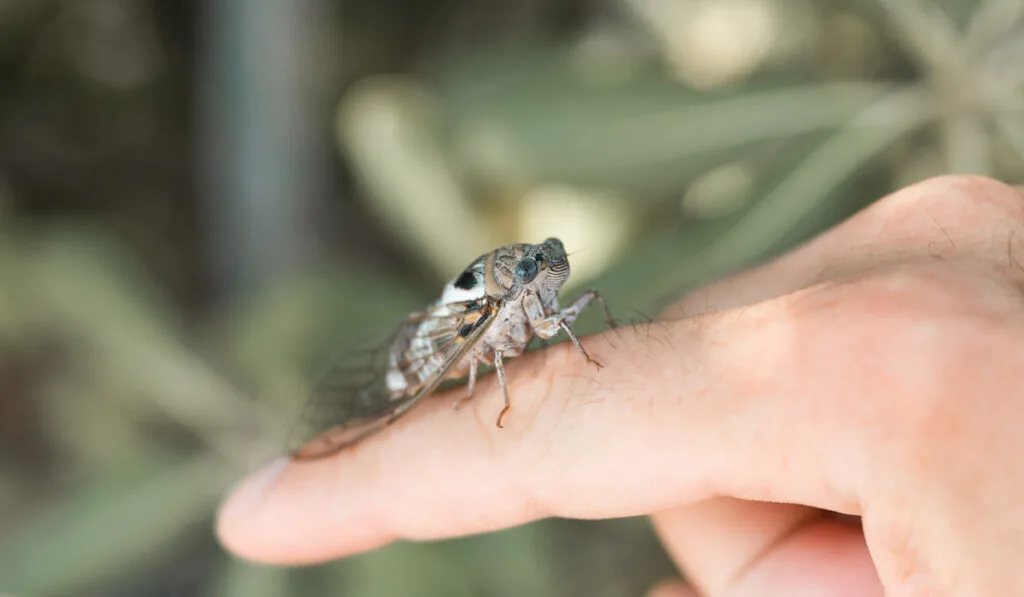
[0,0,1021,596]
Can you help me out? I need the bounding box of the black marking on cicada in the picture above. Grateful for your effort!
[288,237,616,461]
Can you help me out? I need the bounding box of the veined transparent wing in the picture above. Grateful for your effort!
[288,299,498,460]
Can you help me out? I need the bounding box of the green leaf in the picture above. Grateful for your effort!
[27,225,266,461]
[209,559,291,597]
[452,525,557,597]
[342,541,476,597]
[220,267,425,385]
[581,87,932,318]
[337,76,499,277]
[436,46,889,195]
[0,454,220,596]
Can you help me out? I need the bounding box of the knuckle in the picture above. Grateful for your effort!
[805,267,1024,476]
[878,174,1024,219]
[870,175,1024,246]
[841,268,1024,592]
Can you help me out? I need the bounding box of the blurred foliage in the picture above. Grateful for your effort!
[0,0,1021,596]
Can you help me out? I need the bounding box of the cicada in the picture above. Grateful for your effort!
[289,237,614,460]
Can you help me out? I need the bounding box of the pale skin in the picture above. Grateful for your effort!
[217,175,1024,596]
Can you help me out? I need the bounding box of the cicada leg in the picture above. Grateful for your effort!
[529,290,612,368]
[452,357,479,411]
[494,350,511,428]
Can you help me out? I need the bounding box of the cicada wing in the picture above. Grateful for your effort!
[288,300,497,460]
[285,336,398,460]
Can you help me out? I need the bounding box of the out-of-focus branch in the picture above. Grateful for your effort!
[197,0,331,303]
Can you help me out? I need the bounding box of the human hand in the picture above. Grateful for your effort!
[217,175,1024,596]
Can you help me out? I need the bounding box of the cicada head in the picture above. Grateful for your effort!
[533,237,569,287]
[482,237,570,302]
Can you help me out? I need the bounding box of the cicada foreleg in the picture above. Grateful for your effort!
[527,289,612,369]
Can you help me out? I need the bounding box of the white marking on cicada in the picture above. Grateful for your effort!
[440,260,486,304]
[385,368,407,395]
[440,282,485,303]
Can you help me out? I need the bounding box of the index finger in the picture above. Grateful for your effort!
[216,175,1024,565]
[218,295,855,565]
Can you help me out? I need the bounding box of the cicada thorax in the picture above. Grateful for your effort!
[482,245,525,299]
[409,239,572,375]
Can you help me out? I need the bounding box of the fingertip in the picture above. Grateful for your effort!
[216,455,393,565]
[223,457,290,515]
[216,457,290,560]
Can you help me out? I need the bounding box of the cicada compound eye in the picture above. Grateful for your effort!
[514,257,539,283]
